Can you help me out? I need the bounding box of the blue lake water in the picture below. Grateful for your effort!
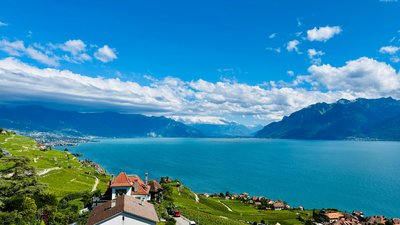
[68,138,400,217]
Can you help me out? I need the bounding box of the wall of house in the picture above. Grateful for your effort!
[111,187,132,200]
[131,194,151,201]
[96,213,156,225]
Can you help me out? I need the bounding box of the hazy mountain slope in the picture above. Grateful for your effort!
[0,105,203,138]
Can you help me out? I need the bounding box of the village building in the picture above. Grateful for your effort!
[392,218,400,225]
[86,195,159,225]
[324,212,345,223]
[110,172,151,201]
[273,202,285,210]
[366,216,386,225]
[147,180,163,203]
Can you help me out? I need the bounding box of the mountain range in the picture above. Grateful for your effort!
[0,105,202,138]
[256,97,400,141]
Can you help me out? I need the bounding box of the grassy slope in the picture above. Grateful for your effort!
[0,133,109,198]
[163,181,312,225]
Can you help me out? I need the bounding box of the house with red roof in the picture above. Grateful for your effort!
[110,172,151,201]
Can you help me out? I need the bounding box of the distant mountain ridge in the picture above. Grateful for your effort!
[255,97,400,141]
[190,122,262,137]
[0,105,202,138]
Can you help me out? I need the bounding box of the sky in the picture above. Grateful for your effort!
[1,0,400,126]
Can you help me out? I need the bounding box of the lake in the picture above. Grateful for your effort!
[68,138,400,217]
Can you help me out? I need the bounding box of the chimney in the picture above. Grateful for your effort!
[134,181,138,192]
[145,172,148,185]
[111,199,116,208]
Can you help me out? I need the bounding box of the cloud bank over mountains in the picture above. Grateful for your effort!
[1,56,399,125]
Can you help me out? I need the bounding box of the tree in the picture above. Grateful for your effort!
[21,197,37,218]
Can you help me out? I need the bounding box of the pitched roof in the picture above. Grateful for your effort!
[110,172,150,195]
[148,180,163,192]
[110,172,132,187]
[86,195,159,225]
[273,202,285,208]
[127,175,150,195]
[325,212,345,219]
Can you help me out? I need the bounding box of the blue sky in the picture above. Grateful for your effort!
[1,0,400,125]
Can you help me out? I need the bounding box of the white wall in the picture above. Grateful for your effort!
[131,194,151,202]
[97,213,156,225]
[111,187,132,199]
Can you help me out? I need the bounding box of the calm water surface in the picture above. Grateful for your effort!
[68,138,400,217]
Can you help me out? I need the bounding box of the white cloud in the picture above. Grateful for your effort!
[286,40,300,53]
[391,56,400,63]
[0,21,8,27]
[297,18,302,27]
[379,46,400,55]
[287,70,294,76]
[266,47,281,53]
[0,40,58,66]
[59,39,86,55]
[0,57,399,125]
[50,39,92,63]
[169,116,229,125]
[94,45,117,63]
[269,33,277,39]
[307,49,325,65]
[307,26,342,42]
[306,57,400,95]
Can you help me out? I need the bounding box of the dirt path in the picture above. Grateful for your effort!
[91,177,99,192]
[194,193,199,203]
[37,167,61,176]
[219,200,233,212]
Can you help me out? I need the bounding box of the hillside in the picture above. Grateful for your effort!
[256,97,400,140]
[0,130,109,197]
[0,105,202,138]
[158,180,311,225]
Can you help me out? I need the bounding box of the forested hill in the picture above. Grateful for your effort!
[256,97,400,141]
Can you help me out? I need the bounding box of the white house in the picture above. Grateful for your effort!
[110,172,151,201]
[86,195,159,225]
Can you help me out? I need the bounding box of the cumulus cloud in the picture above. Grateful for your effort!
[379,46,400,55]
[269,33,277,39]
[0,57,399,125]
[306,57,400,95]
[286,40,300,53]
[0,21,8,27]
[94,45,117,62]
[0,40,59,66]
[307,48,325,65]
[307,26,342,42]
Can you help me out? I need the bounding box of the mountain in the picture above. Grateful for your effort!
[0,105,202,138]
[255,97,400,140]
[190,122,262,137]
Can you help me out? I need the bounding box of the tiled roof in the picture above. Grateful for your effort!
[110,172,132,187]
[273,202,285,208]
[127,175,150,195]
[110,172,150,195]
[86,195,159,225]
[325,212,345,219]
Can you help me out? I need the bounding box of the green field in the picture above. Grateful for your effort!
[158,181,312,225]
[0,133,109,198]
